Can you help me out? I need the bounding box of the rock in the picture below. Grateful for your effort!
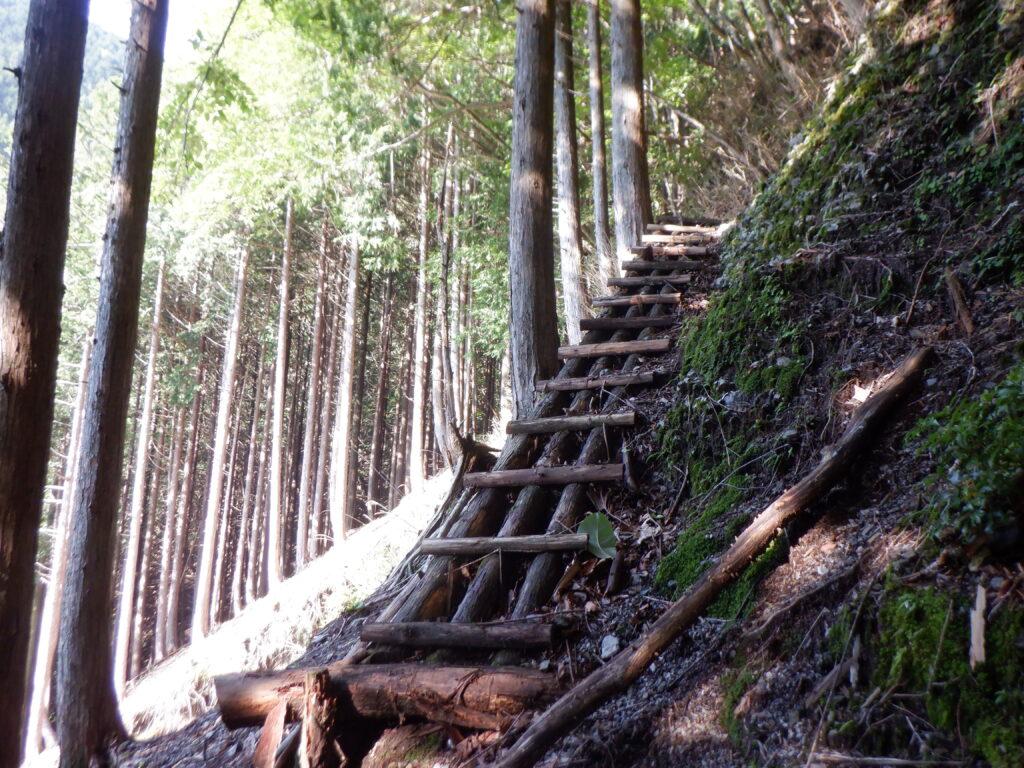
[600,635,620,659]
[775,356,792,367]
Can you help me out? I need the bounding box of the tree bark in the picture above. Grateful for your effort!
[268,199,294,585]
[215,664,560,731]
[300,670,339,768]
[609,0,652,262]
[419,534,588,556]
[153,403,185,661]
[535,370,655,392]
[192,246,250,640]
[211,366,248,625]
[232,349,266,615]
[463,464,623,488]
[296,221,330,567]
[130,423,163,679]
[311,269,342,557]
[347,272,374,526]
[367,275,395,515]
[329,238,361,541]
[248,365,274,603]
[360,621,556,649]
[588,0,615,286]
[557,338,670,358]
[506,411,635,434]
[0,4,89,762]
[57,2,168,762]
[555,0,589,345]
[509,0,560,419]
[410,140,432,491]
[494,348,934,768]
[114,261,164,694]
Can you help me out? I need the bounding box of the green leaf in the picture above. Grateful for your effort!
[579,513,617,560]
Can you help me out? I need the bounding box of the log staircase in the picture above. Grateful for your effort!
[215,219,722,763]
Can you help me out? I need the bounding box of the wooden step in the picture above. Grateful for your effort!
[591,293,681,307]
[558,338,671,359]
[463,463,624,488]
[507,411,635,435]
[420,533,588,556]
[621,259,710,273]
[642,233,711,245]
[535,370,656,392]
[646,222,716,234]
[579,316,675,330]
[631,244,709,257]
[607,275,691,288]
[360,621,556,649]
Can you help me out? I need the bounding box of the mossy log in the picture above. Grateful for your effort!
[493,347,934,768]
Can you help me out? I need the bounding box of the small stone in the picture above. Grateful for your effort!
[538,659,551,672]
[775,356,792,367]
[926,377,938,387]
[600,635,620,659]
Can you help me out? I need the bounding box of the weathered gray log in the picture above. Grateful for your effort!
[535,370,655,391]
[607,275,691,288]
[506,411,635,435]
[419,533,588,556]
[620,259,706,272]
[646,222,716,234]
[632,244,710,257]
[641,233,709,245]
[216,663,561,732]
[359,621,556,649]
[558,339,670,359]
[493,347,934,768]
[578,316,675,330]
[463,463,623,488]
[591,293,681,307]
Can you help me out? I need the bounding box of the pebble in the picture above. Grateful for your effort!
[601,635,620,659]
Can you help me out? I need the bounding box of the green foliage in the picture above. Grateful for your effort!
[910,361,1024,540]
[579,512,617,560]
[869,586,1024,768]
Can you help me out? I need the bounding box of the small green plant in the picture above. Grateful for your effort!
[578,512,617,559]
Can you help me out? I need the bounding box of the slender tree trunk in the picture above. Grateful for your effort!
[554,0,589,345]
[609,0,652,262]
[192,246,250,639]
[367,275,395,514]
[0,4,88,762]
[346,271,373,526]
[247,367,273,604]
[389,335,414,511]
[166,339,205,651]
[588,0,615,285]
[311,277,341,558]
[509,0,559,419]
[114,262,164,694]
[329,238,361,540]
[410,142,432,491]
[130,423,163,680]
[23,341,91,758]
[430,311,452,468]
[267,199,294,585]
[57,3,168,762]
[295,220,329,567]
[153,402,185,661]
[232,349,266,615]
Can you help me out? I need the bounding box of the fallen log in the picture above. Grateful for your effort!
[506,411,635,435]
[607,275,691,288]
[535,371,656,392]
[578,316,675,331]
[645,222,716,234]
[591,293,681,307]
[620,259,706,273]
[641,233,709,245]
[216,663,560,732]
[492,347,934,768]
[301,670,339,768]
[557,339,670,359]
[359,621,556,649]
[631,244,711,258]
[419,533,588,556]
[463,463,623,488]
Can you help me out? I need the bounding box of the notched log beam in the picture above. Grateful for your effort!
[419,533,588,556]
[463,463,624,488]
[360,621,556,649]
[558,339,671,358]
[506,411,635,434]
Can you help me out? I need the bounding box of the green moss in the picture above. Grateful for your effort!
[720,659,759,743]
[869,586,1024,767]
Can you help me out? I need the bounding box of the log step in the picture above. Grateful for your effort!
[420,533,588,556]
[579,316,675,330]
[591,293,681,307]
[535,370,657,392]
[621,259,714,273]
[641,234,711,245]
[608,275,691,288]
[463,463,624,488]
[506,411,635,434]
[646,222,716,234]
[558,338,671,359]
[631,244,709,257]
[360,621,557,649]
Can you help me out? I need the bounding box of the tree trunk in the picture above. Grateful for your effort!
[389,334,414,510]
[233,349,266,615]
[212,365,248,626]
[192,246,250,640]
[57,2,168,762]
[114,261,164,694]
[268,199,294,585]
[23,341,91,758]
[346,271,374,527]
[588,0,615,286]
[609,0,652,262]
[153,402,185,661]
[248,367,274,603]
[296,221,330,567]
[130,423,163,679]
[555,0,589,345]
[509,0,559,419]
[0,4,89,763]
[311,273,341,558]
[329,238,361,541]
[409,141,432,491]
[367,275,395,515]
[166,337,205,651]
